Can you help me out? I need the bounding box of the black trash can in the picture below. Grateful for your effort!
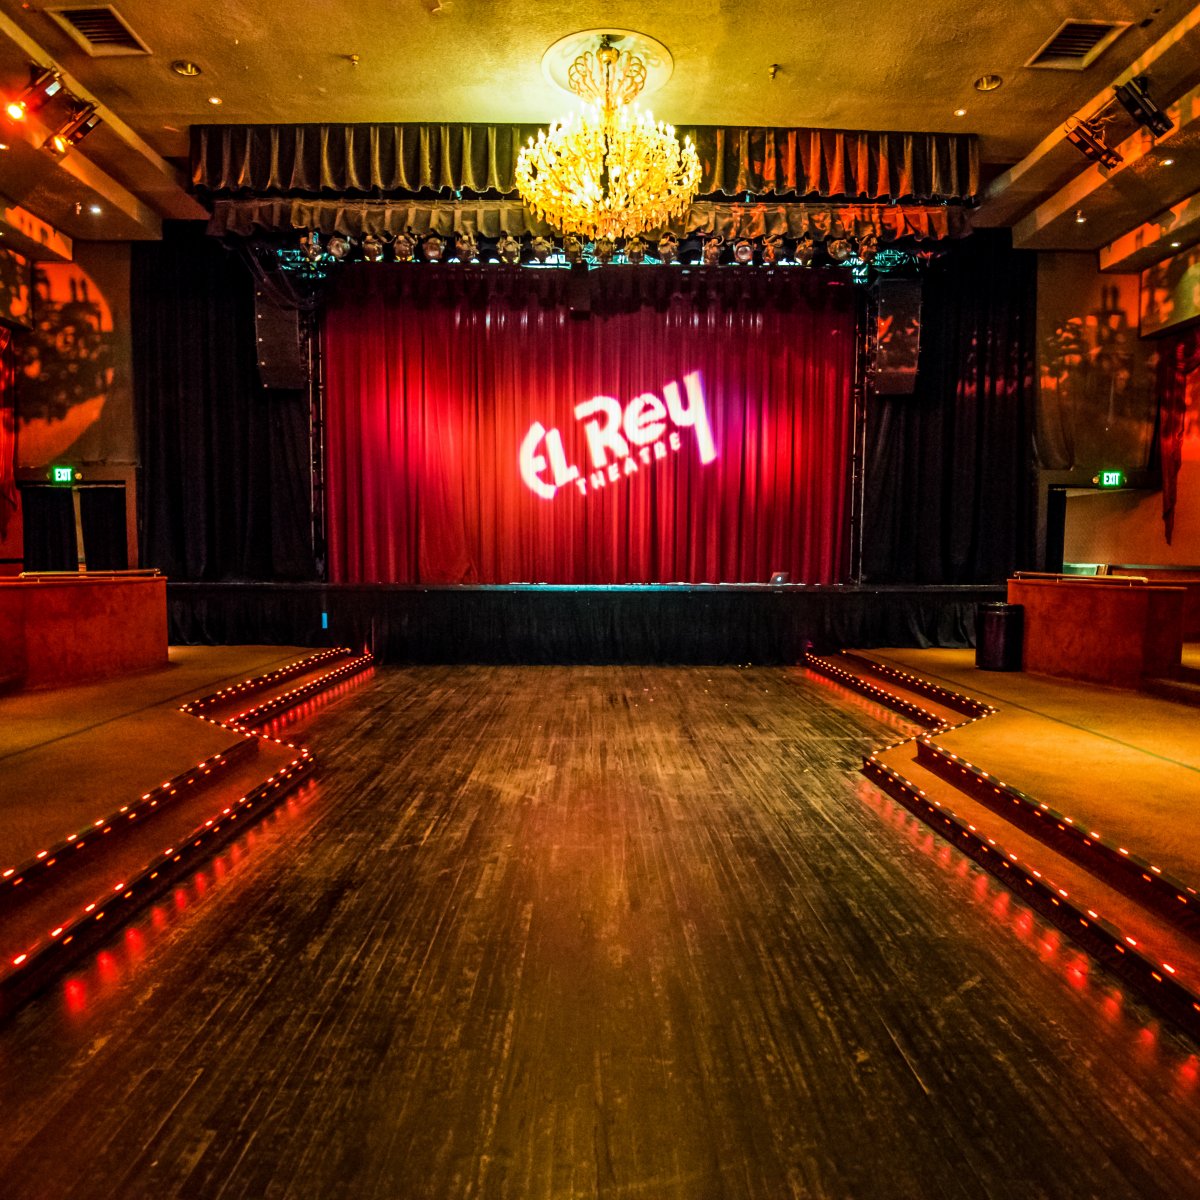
[975,602,1024,671]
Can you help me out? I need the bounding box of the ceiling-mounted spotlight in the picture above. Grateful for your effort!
[4,66,63,122]
[1115,76,1173,138]
[1074,209,1087,224]
[43,102,100,156]
[1063,116,1123,169]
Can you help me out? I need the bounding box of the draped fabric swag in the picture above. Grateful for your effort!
[208,197,965,241]
[323,265,857,585]
[192,123,978,203]
[1158,322,1200,543]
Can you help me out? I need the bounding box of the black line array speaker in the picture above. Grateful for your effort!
[254,291,306,390]
[873,278,922,396]
[567,263,591,318]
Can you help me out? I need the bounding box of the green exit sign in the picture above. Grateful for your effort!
[1098,469,1125,489]
[50,465,74,484]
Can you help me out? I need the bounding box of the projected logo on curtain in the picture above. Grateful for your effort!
[518,371,715,500]
[322,273,858,585]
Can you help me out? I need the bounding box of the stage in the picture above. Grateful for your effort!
[166,582,1003,664]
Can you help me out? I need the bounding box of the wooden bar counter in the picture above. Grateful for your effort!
[1007,576,1184,688]
[0,573,167,691]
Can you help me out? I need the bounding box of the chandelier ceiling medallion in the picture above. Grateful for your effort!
[515,30,701,241]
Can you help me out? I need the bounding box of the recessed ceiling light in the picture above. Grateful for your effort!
[171,60,202,77]
[0,142,7,151]
[208,96,222,106]
[1075,209,1087,224]
[1161,157,1175,166]
[974,74,1003,92]
[954,108,967,117]
[1170,241,1182,248]
[89,204,102,215]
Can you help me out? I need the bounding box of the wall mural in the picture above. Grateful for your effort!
[0,245,32,330]
[14,244,134,470]
[1141,246,1200,338]
[1036,256,1157,474]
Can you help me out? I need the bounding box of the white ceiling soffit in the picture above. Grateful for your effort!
[1100,190,1200,273]
[974,3,1200,261]
[1008,83,1200,257]
[0,8,201,241]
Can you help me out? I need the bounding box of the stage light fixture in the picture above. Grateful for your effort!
[300,232,323,262]
[1063,116,1123,169]
[1115,76,1172,138]
[5,66,63,122]
[826,236,852,263]
[43,103,100,157]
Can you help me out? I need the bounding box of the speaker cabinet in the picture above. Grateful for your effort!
[873,278,922,396]
[254,291,306,390]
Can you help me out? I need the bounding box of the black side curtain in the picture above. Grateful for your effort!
[863,230,1038,584]
[79,486,128,571]
[133,223,316,581]
[20,485,76,571]
[191,123,979,203]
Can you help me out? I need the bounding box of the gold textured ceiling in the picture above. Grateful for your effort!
[0,0,1199,259]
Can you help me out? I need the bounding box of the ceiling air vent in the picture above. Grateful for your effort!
[48,6,151,56]
[1025,20,1130,70]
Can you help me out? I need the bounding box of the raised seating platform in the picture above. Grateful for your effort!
[0,645,373,1011]
[808,645,1200,1039]
[0,573,167,691]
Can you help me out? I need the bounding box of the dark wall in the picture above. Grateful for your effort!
[132,223,316,581]
[863,230,1039,584]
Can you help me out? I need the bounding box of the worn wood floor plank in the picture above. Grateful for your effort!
[0,665,1198,1200]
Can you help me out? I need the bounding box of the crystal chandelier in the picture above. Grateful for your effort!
[516,34,701,241]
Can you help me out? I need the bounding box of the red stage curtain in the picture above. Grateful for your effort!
[0,329,17,539]
[323,268,856,584]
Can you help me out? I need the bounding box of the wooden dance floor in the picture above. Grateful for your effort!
[2,665,1199,1198]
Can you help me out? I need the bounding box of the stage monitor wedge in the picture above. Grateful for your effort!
[254,291,306,390]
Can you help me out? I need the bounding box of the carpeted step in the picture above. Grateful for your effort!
[865,745,1200,1040]
[804,652,972,730]
[0,648,372,1012]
